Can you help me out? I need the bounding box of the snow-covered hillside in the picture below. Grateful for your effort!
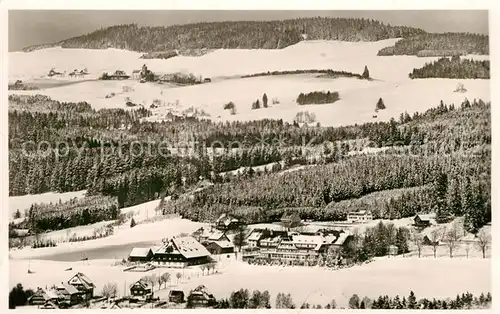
[8,39,490,127]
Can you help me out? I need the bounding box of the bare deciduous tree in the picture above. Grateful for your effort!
[429,227,443,258]
[476,229,490,259]
[161,272,171,289]
[445,222,461,258]
[464,241,471,258]
[101,282,117,299]
[411,230,423,258]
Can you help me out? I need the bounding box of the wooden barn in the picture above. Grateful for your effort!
[205,240,235,255]
[169,290,185,303]
[187,285,216,308]
[129,280,153,299]
[128,247,154,263]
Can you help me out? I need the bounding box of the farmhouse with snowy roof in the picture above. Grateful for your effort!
[129,279,153,300]
[67,272,95,300]
[215,213,243,231]
[152,236,211,267]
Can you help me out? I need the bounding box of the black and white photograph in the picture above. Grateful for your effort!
[3,1,494,311]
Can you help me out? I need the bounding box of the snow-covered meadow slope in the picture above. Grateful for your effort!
[9,39,490,127]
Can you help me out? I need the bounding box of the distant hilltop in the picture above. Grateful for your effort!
[21,17,489,56]
[22,17,425,52]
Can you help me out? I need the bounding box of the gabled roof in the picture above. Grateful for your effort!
[207,231,226,241]
[415,214,434,222]
[45,289,60,300]
[130,280,150,290]
[156,236,211,259]
[129,247,152,257]
[212,240,234,249]
[58,283,80,295]
[173,236,211,259]
[68,272,94,290]
[333,232,351,246]
[247,230,264,241]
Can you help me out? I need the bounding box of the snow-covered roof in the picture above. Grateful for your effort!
[131,280,150,290]
[58,283,80,295]
[156,236,211,259]
[213,240,234,249]
[174,236,211,258]
[68,272,95,289]
[129,247,152,257]
[333,232,351,246]
[247,230,264,241]
[45,289,59,300]
[208,231,226,241]
[415,214,435,221]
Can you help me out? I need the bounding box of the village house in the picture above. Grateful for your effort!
[27,288,50,306]
[204,230,231,244]
[414,214,432,229]
[67,272,95,301]
[128,247,154,263]
[169,290,185,303]
[152,236,211,267]
[215,213,243,231]
[129,280,153,301]
[347,210,373,224]
[47,68,63,77]
[205,240,235,255]
[56,283,82,305]
[132,69,141,79]
[187,285,216,308]
[247,229,265,247]
[109,70,130,80]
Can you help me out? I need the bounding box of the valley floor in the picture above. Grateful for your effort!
[9,255,490,308]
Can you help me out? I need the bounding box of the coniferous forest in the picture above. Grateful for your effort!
[8,92,490,234]
[22,18,426,52]
[377,33,489,56]
[409,56,490,79]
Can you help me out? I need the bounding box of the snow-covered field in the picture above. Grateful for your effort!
[9,217,207,261]
[10,256,490,308]
[9,190,87,222]
[9,39,490,127]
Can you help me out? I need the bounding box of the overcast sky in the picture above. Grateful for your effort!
[9,10,489,51]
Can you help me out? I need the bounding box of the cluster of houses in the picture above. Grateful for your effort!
[47,68,89,78]
[27,273,95,309]
[128,214,242,266]
[128,236,214,268]
[243,224,353,265]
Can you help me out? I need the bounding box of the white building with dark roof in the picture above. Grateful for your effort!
[347,210,373,224]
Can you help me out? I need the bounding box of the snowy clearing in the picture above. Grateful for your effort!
[10,257,490,308]
[9,190,87,222]
[9,217,207,261]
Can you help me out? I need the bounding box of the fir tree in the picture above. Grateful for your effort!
[362,65,370,79]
